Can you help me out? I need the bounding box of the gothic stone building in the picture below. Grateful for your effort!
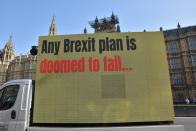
[0,37,36,85]
[1,13,196,103]
[164,24,196,103]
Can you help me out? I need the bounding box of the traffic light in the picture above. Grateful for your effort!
[30,46,38,56]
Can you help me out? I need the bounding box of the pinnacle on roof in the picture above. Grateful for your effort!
[117,25,121,32]
[160,27,163,31]
[177,22,181,29]
[83,27,87,34]
[49,15,57,36]
[5,35,14,49]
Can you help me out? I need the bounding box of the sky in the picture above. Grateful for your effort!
[0,0,196,55]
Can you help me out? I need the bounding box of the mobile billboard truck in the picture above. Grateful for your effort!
[0,32,184,131]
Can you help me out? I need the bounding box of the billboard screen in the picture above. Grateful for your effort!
[33,32,174,124]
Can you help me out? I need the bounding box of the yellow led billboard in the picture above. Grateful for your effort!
[33,32,174,124]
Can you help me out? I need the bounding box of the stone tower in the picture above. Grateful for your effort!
[0,36,15,65]
[49,15,57,36]
[89,12,120,33]
[0,36,15,85]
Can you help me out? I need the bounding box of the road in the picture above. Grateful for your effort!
[175,117,196,131]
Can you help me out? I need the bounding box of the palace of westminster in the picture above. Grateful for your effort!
[1,13,196,103]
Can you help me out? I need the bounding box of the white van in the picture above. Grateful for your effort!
[0,79,183,131]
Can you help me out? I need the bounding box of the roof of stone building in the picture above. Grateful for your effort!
[163,25,196,38]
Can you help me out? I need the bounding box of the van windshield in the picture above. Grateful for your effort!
[0,85,19,110]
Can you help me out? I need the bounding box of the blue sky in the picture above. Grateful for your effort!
[0,0,196,55]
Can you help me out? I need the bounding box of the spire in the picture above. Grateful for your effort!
[160,27,163,31]
[9,35,12,42]
[5,35,14,49]
[49,15,57,36]
[177,22,181,36]
[2,35,15,63]
[111,12,115,17]
[93,16,99,33]
[83,27,87,34]
[111,12,119,25]
[177,22,181,29]
[95,16,99,23]
[111,12,115,24]
[117,25,121,32]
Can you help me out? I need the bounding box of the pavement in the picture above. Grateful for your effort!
[174,105,196,117]
[175,117,196,131]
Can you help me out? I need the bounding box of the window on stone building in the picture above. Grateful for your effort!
[30,62,34,69]
[167,41,178,53]
[23,72,27,79]
[24,63,27,70]
[172,73,184,85]
[189,38,196,50]
[30,61,36,70]
[183,55,191,67]
[33,72,35,79]
[191,54,196,67]
[10,65,14,71]
[169,58,181,69]
[193,72,196,82]
[25,62,30,70]
[29,73,32,79]
[177,93,185,103]
[186,72,194,84]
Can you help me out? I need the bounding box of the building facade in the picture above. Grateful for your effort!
[164,24,196,103]
[6,54,36,81]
